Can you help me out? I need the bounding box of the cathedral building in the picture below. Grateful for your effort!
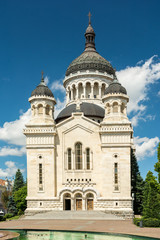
[24,16,134,218]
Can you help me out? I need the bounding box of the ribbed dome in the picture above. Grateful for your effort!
[56,102,105,123]
[31,78,54,98]
[105,79,127,95]
[65,17,115,77]
[66,51,115,76]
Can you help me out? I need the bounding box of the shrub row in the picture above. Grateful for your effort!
[0,213,14,222]
[134,217,160,227]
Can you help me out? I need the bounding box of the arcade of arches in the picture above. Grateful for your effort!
[67,82,106,102]
[63,192,94,211]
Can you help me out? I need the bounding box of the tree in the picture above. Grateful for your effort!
[12,169,24,193]
[1,190,11,211]
[7,196,17,216]
[142,171,160,219]
[154,142,160,184]
[131,148,144,214]
[14,185,27,214]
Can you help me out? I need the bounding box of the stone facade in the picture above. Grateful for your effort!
[24,19,134,218]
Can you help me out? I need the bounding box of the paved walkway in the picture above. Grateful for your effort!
[0,218,160,239]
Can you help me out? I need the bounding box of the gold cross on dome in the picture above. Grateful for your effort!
[88,12,91,24]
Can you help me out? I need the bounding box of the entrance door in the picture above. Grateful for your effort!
[87,199,93,210]
[76,199,82,211]
[65,199,71,210]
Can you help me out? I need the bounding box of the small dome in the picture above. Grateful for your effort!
[104,79,127,95]
[56,102,105,123]
[31,79,54,98]
[85,24,95,34]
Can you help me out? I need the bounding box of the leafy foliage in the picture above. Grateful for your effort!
[7,196,17,216]
[155,142,160,183]
[131,149,144,214]
[1,190,11,210]
[13,169,24,193]
[14,185,27,214]
[142,171,160,219]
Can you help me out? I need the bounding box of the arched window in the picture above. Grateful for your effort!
[38,104,43,115]
[113,102,118,113]
[75,142,82,170]
[86,148,90,170]
[46,105,50,115]
[121,103,125,114]
[32,105,36,116]
[67,148,72,170]
[106,103,110,114]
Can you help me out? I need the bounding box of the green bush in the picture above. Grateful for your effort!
[18,209,24,216]
[143,218,160,227]
[4,213,13,219]
[134,217,142,226]
[0,216,6,221]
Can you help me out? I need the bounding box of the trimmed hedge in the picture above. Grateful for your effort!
[143,218,160,227]
[134,217,160,227]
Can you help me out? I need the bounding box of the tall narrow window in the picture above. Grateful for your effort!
[39,163,43,191]
[113,102,118,113]
[114,163,119,191]
[46,105,50,115]
[86,148,90,170]
[75,142,82,170]
[68,148,72,170]
[38,104,43,115]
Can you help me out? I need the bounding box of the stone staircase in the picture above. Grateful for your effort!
[24,210,124,220]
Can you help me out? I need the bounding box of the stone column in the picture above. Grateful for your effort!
[72,152,75,170]
[118,104,121,113]
[43,105,45,116]
[66,90,69,103]
[82,197,86,210]
[83,84,86,98]
[91,84,94,98]
[71,197,74,211]
[71,88,73,100]
[75,86,78,100]
[83,151,85,170]
[99,85,102,98]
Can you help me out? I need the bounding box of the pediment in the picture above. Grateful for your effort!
[63,124,93,135]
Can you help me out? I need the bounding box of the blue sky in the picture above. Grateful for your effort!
[0,0,160,180]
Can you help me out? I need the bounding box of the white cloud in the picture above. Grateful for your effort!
[44,76,49,85]
[54,98,66,118]
[0,146,26,157]
[50,79,65,93]
[134,136,159,160]
[0,161,25,178]
[117,56,160,125]
[158,91,160,96]
[0,109,31,146]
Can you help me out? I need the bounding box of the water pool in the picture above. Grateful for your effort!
[9,230,159,240]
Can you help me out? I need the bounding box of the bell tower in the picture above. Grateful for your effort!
[24,72,57,212]
[99,76,134,217]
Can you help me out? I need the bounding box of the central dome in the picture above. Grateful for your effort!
[65,19,115,77]
[66,50,115,76]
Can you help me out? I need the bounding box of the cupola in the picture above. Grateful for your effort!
[28,72,56,125]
